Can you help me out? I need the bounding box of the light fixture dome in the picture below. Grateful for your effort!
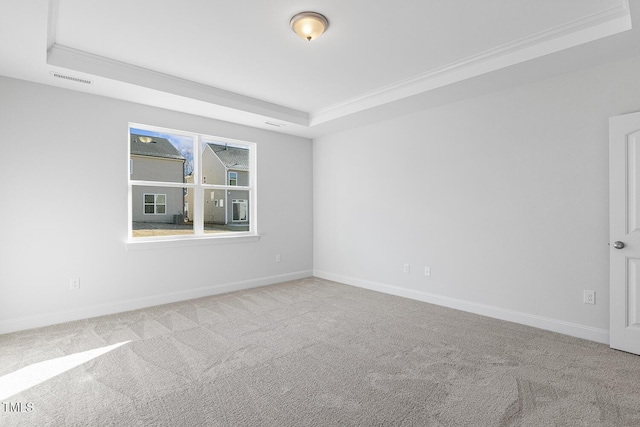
[290,11,329,41]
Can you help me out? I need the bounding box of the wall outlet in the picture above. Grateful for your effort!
[275,254,281,263]
[424,267,431,277]
[403,263,410,274]
[583,290,595,305]
[70,278,80,290]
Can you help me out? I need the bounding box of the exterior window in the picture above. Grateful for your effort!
[129,124,256,240]
[232,199,248,221]
[144,193,166,215]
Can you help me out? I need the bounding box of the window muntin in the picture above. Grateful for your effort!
[129,124,256,241]
[143,193,166,215]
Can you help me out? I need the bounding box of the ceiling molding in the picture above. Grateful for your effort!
[309,1,632,127]
[46,0,59,50]
[47,44,309,127]
[42,1,632,133]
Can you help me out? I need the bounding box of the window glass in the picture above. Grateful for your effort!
[132,187,193,237]
[201,140,250,186]
[129,126,255,240]
[130,129,194,183]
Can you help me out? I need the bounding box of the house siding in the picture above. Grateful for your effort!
[233,170,249,186]
[201,146,227,224]
[131,155,184,183]
[186,145,251,225]
[227,169,250,223]
[131,186,184,224]
[131,155,185,223]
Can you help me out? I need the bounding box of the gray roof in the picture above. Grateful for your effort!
[208,143,249,170]
[130,134,185,161]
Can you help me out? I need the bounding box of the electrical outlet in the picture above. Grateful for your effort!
[583,290,595,305]
[70,278,80,290]
[403,263,410,274]
[275,254,281,263]
[424,267,431,277]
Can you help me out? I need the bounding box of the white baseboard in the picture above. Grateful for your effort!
[0,271,313,335]
[313,270,610,345]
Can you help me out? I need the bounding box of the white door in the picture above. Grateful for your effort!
[610,112,640,355]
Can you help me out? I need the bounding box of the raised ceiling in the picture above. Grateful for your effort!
[1,0,638,138]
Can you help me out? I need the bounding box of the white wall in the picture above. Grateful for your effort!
[0,76,313,333]
[4,54,640,341]
[313,55,640,343]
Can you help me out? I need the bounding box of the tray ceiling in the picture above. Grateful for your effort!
[0,0,637,137]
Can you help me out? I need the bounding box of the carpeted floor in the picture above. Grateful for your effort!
[1,277,639,426]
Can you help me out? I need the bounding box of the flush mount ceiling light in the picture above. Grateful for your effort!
[290,11,329,41]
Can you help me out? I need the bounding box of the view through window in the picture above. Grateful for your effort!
[129,125,255,240]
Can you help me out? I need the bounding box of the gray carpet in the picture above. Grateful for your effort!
[1,277,639,426]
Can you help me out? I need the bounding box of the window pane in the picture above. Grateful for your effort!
[130,129,194,183]
[132,186,193,238]
[201,140,250,185]
[129,125,255,241]
[204,189,250,234]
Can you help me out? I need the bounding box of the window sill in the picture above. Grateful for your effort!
[125,233,260,251]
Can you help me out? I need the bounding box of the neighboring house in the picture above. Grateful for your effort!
[185,143,249,225]
[130,133,186,223]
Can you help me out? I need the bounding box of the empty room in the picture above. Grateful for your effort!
[2,1,640,425]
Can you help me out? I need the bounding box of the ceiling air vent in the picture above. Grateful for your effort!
[265,121,286,128]
[50,71,92,85]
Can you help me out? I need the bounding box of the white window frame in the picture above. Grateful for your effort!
[127,123,258,249]
[228,171,238,186]
[143,193,167,215]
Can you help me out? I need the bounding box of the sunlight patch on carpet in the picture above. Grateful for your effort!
[0,341,131,400]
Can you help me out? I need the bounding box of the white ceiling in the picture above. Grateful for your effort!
[1,0,639,138]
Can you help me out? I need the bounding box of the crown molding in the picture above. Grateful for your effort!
[47,44,309,127]
[309,1,632,126]
[45,1,631,132]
